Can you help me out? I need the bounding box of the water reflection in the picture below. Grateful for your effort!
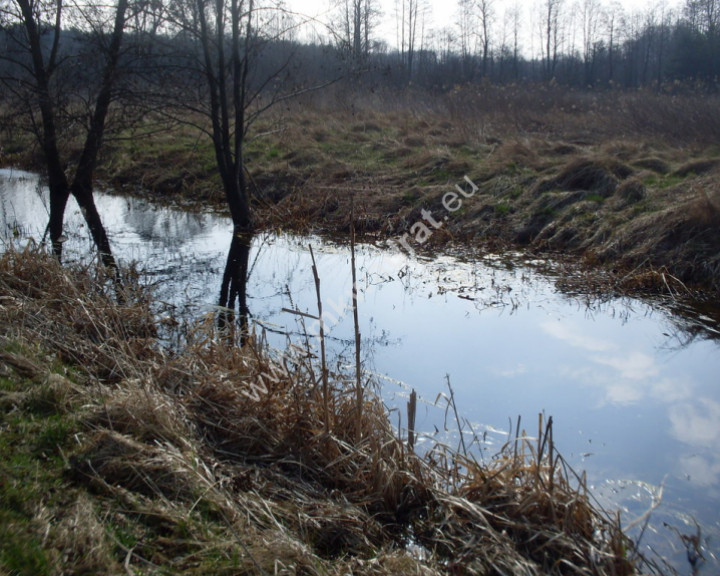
[671,399,720,498]
[218,232,251,343]
[2,169,720,571]
[117,197,211,243]
[0,168,48,239]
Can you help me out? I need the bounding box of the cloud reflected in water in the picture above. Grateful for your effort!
[669,399,720,449]
[542,318,720,489]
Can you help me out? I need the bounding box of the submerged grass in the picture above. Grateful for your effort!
[0,246,666,575]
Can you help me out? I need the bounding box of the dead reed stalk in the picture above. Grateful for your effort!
[0,246,665,576]
[309,244,330,431]
[350,195,363,440]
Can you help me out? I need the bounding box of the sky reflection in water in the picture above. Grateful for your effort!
[2,168,720,571]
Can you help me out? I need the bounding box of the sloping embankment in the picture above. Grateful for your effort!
[0,248,664,575]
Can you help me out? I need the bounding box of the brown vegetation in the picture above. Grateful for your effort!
[3,84,719,295]
[234,87,718,296]
[0,247,664,575]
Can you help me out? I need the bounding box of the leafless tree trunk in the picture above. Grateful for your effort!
[456,0,476,79]
[581,0,601,85]
[396,0,421,78]
[194,0,253,232]
[477,0,494,77]
[606,3,623,83]
[6,0,129,270]
[542,0,562,79]
[333,0,379,66]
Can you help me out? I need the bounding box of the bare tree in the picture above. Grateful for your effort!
[497,2,522,80]
[685,0,719,34]
[476,0,493,76]
[194,0,254,232]
[540,0,563,79]
[456,0,476,78]
[332,0,380,66]
[654,2,674,86]
[605,1,623,82]
[510,2,522,78]
[0,0,130,268]
[580,0,602,84]
[156,0,336,335]
[157,0,332,234]
[396,0,424,78]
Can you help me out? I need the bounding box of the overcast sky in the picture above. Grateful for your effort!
[286,0,684,56]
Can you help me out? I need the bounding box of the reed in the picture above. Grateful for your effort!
[0,246,666,575]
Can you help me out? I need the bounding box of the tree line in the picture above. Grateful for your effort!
[333,0,720,88]
[1,0,718,269]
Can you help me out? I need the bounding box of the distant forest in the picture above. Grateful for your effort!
[1,0,719,100]
[326,0,720,91]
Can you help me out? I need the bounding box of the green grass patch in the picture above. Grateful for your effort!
[0,350,82,575]
[401,189,422,205]
[643,173,686,190]
[0,375,15,392]
[495,202,512,215]
[506,186,524,199]
[0,524,52,576]
[415,169,452,186]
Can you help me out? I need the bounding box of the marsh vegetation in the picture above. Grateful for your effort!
[1,171,719,574]
[1,246,674,575]
[81,85,720,297]
[2,0,720,571]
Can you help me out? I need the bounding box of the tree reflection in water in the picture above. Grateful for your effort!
[217,232,251,344]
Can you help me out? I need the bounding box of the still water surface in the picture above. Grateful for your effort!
[2,168,719,572]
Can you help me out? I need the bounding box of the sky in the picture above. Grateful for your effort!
[285,0,684,56]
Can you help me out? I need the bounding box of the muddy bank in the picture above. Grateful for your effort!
[253,143,720,298]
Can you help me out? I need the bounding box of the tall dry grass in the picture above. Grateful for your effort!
[291,82,720,147]
[0,245,667,575]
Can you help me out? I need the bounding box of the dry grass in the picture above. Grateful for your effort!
[0,246,666,575]
[590,167,720,292]
[533,156,634,198]
[0,246,155,381]
[236,91,720,300]
[1,84,697,297]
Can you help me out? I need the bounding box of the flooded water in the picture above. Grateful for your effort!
[2,168,720,572]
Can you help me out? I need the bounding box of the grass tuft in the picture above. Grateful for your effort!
[534,156,633,198]
[0,247,665,575]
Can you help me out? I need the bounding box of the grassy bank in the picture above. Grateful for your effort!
[2,85,719,295]
[98,85,719,297]
[0,247,662,575]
